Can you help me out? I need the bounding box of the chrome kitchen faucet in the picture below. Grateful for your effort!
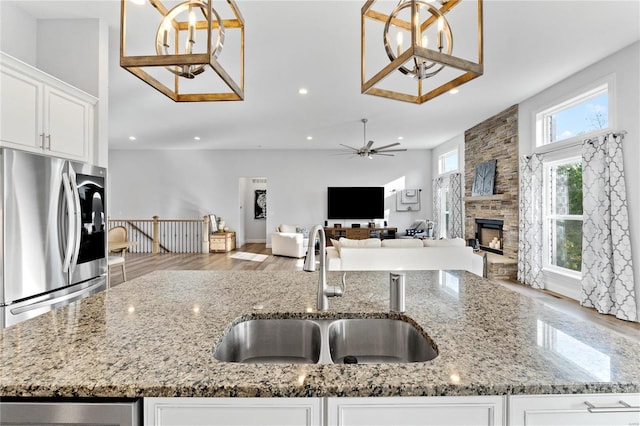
[303,225,345,311]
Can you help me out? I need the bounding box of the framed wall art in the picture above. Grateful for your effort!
[254,189,267,219]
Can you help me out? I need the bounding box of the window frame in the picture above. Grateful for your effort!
[542,156,583,280]
[533,74,616,153]
[438,149,459,175]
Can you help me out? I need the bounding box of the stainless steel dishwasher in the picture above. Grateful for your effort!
[0,399,140,425]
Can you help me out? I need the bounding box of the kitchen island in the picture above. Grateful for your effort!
[1,269,639,400]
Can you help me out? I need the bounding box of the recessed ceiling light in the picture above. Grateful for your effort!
[194,136,201,140]
[131,0,145,4]
[449,88,459,95]
[128,136,136,141]
[298,88,308,95]
[398,136,404,140]
[306,136,313,141]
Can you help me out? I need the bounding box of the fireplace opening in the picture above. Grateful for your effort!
[475,219,504,255]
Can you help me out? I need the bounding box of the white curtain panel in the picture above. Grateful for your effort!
[581,133,637,322]
[518,154,544,289]
[432,177,443,239]
[448,173,463,239]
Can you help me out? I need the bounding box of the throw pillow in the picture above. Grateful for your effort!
[382,239,424,248]
[423,237,466,247]
[330,238,341,253]
[338,238,382,248]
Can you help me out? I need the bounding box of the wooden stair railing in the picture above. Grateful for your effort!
[109,215,211,254]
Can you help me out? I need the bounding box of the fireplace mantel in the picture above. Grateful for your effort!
[464,194,511,202]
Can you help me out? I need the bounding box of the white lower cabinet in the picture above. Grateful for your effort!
[144,394,639,426]
[144,397,323,426]
[509,393,640,426]
[327,396,505,426]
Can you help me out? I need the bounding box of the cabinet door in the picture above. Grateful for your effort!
[509,393,640,426]
[0,66,43,150]
[44,86,90,160]
[327,396,505,426]
[144,397,322,426]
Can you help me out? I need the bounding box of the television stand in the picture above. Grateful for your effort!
[324,226,397,244]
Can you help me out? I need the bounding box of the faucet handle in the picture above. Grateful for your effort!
[326,272,347,298]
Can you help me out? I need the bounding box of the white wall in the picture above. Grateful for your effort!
[0,2,37,65]
[108,149,432,247]
[518,41,640,318]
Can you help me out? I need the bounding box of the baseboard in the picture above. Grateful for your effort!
[246,239,266,243]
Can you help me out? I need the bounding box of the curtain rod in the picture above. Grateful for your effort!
[526,130,627,159]
[583,130,627,144]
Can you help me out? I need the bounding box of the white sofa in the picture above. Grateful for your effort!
[271,224,309,258]
[326,237,484,277]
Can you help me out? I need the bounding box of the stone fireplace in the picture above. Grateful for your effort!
[464,105,519,280]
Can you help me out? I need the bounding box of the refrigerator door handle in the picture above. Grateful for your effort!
[9,279,105,315]
[68,172,82,274]
[61,173,76,274]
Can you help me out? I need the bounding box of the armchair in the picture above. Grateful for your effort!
[271,224,309,258]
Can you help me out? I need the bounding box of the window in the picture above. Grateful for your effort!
[442,185,451,238]
[544,158,583,275]
[438,149,458,174]
[536,84,609,146]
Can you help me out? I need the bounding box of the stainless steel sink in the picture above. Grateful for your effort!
[327,318,438,364]
[213,317,438,364]
[213,319,322,364]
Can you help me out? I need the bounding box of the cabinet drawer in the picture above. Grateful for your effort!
[145,397,322,426]
[328,396,505,426]
[509,393,640,426]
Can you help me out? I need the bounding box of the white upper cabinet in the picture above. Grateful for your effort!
[1,52,96,163]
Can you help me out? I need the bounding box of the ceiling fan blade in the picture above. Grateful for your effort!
[375,148,407,153]
[339,144,360,152]
[374,153,395,156]
[372,142,401,151]
[365,140,374,150]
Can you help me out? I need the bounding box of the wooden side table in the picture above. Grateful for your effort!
[209,232,236,253]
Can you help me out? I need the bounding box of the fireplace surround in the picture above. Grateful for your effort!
[475,219,504,255]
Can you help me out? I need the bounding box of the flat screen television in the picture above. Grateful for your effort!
[327,187,384,219]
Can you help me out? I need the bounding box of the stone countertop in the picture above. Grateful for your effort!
[1,270,639,398]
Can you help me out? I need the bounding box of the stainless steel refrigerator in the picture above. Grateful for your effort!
[0,148,107,328]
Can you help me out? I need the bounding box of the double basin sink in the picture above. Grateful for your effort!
[213,317,438,364]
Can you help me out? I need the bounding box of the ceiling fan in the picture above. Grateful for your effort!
[340,119,407,159]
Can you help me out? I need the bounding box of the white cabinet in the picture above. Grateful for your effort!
[144,397,323,426]
[327,396,505,426]
[509,393,640,426]
[1,52,96,163]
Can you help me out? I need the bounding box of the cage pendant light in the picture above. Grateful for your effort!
[120,0,244,102]
[361,0,483,105]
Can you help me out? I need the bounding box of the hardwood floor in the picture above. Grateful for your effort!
[110,243,640,342]
[110,243,304,284]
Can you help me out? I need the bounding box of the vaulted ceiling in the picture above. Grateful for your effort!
[8,1,640,151]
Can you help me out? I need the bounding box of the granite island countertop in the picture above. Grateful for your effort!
[1,270,639,398]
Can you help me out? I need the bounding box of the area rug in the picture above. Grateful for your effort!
[230,252,269,262]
